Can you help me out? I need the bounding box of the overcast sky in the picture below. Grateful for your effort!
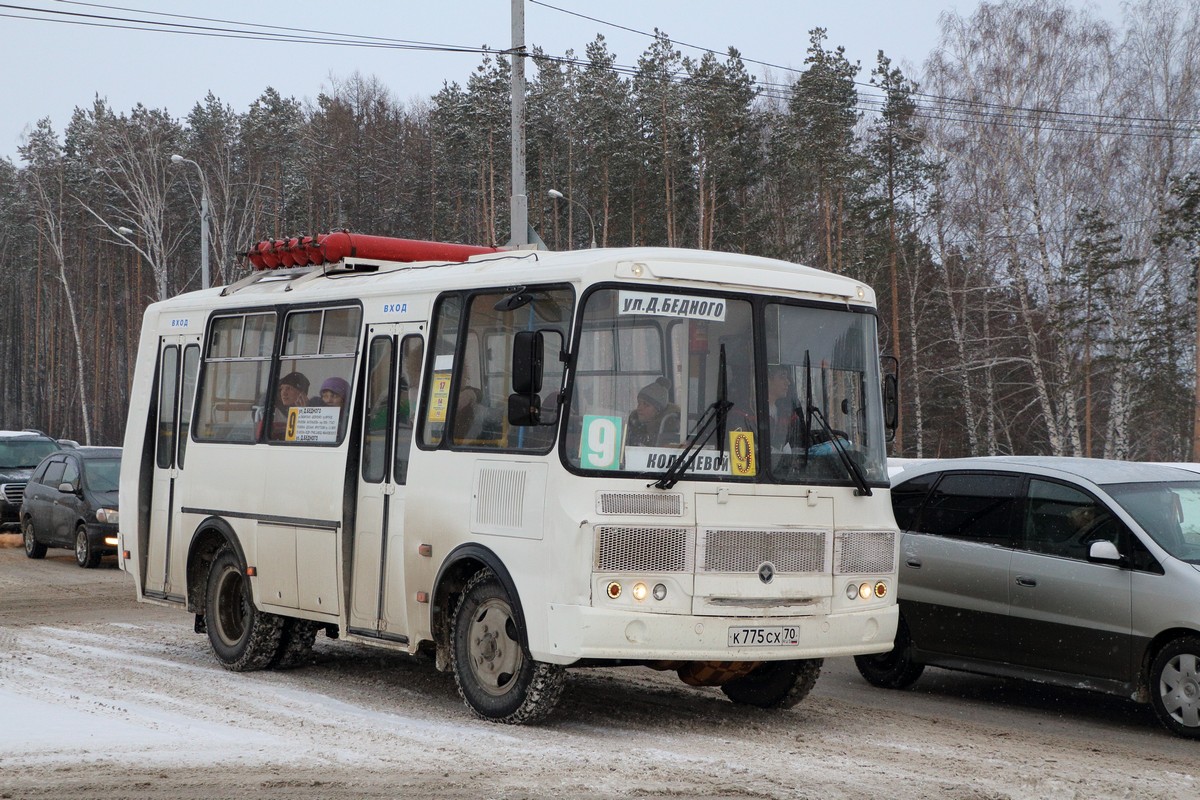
[1,1,1127,162]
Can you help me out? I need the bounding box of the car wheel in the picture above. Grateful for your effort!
[75,525,101,568]
[22,518,46,559]
[854,617,925,689]
[451,568,565,724]
[721,658,823,709]
[1150,636,1200,738]
[204,547,283,672]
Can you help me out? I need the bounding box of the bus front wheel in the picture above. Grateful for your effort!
[451,568,565,724]
[721,658,823,709]
[204,547,283,672]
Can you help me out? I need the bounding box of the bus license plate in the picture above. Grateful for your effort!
[727,626,799,647]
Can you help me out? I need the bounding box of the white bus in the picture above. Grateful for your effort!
[120,233,900,723]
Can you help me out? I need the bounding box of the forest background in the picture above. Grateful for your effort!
[3,0,1200,460]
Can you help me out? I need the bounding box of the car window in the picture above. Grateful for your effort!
[891,472,938,530]
[62,460,80,488]
[43,460,66,487]
[1024,479,1122,559]
[912,472,1021,546]
[1105,480,1200,563]
[84,458,121,492]
[30,457,56,485]
[0,438,61,468]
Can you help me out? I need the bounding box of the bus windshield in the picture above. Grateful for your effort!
[564,287,888,487]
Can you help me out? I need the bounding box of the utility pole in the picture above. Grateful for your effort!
[509,0,528,247]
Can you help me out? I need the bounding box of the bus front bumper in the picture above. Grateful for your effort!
[537,602,898,665]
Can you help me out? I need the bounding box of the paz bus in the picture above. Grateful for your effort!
[119,231,900,723]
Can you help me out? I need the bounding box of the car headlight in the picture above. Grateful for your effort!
[96,508,119,524]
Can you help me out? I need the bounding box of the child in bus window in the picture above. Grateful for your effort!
[317,376,349,408]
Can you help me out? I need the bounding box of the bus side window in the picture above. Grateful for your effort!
[394,336,424,483]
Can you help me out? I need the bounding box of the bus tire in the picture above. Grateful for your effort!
[270,618,320,670]
[22,517,46,559]
[204,547,283,672]
[451,568,565,724]
[853,618,925,689]
[720,658,822,709]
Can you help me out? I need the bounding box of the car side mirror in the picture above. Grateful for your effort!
[1088,540,1121,562]
[58,481,79,494]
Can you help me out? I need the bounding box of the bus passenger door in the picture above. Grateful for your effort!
[349,325,424,640]
[144,335,201,600]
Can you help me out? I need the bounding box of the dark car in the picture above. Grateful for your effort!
[0,431,64,529]
[857,456,1200,738]
[21,446,121,568]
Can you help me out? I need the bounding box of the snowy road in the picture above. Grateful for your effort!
[0,540,1194,799]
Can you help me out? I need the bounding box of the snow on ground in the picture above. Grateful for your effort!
[2,544,1198,799]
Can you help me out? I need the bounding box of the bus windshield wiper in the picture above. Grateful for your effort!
[653,345,732,490]
[808,404,872,497]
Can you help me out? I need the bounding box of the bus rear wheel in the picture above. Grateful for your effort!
[451,568,565,724]
[204,547,283,672]
[721,659,822,709]
[270,618,320,670]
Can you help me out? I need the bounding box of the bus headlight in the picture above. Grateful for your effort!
[652,583,667,601]
[632,582,649,602]
[858,582,873,600]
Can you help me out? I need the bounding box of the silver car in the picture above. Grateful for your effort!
[857,456,1200,738]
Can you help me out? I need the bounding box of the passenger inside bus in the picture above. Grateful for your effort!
[453,386,488,441]
[626,378,680,447]
[767,365,796,447]
[256,370,309,439]
[316,376,348,408]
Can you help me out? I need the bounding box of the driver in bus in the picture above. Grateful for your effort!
[627,378,680,447]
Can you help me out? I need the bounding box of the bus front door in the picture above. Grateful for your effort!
[349,325,424,641]
[144,335,200,600]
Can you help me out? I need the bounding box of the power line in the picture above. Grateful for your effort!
[530,0,1200,138]
[8,1,1200,142]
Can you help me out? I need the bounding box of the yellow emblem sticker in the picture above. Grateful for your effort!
[729,430,756,476]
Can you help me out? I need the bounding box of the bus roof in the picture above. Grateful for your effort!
[148,245,877,314]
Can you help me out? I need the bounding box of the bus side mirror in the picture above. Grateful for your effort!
[511,330,544,394]
[883,373,898,433]
[508,393,542,426]
[880,355,899,441]
[509,330,544,426]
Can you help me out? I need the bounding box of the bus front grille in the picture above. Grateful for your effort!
[595,491,683,516]
[837,530,896,574]
[700,528,827,573]
[594,526,693,572]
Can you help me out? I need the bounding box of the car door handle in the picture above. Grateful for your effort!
[1015,576,1037,587]
[905,558,922,569]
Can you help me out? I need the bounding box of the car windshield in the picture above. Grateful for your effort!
[0,439,60,469]
[84,458,121,492]
[1104,480,1200,563]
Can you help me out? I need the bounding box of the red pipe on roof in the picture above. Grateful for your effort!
[243,231,498,270]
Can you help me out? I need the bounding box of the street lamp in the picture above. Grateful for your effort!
[170,153,211,289]
[548,188,596,249]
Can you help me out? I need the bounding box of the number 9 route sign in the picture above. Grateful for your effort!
[580,415,624,470]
